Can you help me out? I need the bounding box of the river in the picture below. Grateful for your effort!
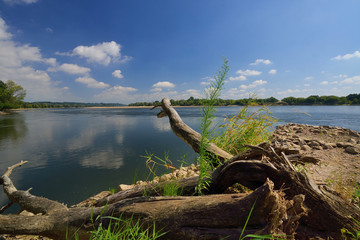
[0,105,359,210]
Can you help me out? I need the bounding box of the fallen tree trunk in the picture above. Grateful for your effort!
[0,162,304,239]
[1,98,359,239]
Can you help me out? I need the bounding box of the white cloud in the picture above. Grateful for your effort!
[0,17,68,101]
[320,81,329,85]
[49,63,91,75]
[332,50,360,60]
[277,88,314,96]
[236,69,262,76]
[333,74,347,79]
[2,0,38,5]
[341,75,360,84]
[75,77,110,88]
[0,18,12,40]
[249,59,272,65]
[152,81,175,89]
[239,80,267,90]
[304,76,314,81]
[229,75,247,81]
[150,87,162,92]
[112,70,124,79]
[94,85,138,103]
[71,41,130,66]
[304,83,311,87]
[268,69,277,74]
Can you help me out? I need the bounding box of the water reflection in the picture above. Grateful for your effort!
[151,117,171,132]
[0,114,28,146]
[79,148,124,169]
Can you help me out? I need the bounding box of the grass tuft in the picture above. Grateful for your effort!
[213,105,277,155]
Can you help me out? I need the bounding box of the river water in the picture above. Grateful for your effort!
[0,105,359,210]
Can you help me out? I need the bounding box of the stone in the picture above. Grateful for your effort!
[322,143,333,150]
[118,184,134,192]
[345,146,360,155]
[301,145,312,151]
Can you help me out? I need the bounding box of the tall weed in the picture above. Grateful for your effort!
[197,57,229,194]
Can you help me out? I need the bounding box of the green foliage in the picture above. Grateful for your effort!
[341,218,360,240]
[163,180,182,196]
[213,106,277,155]
[88,215,166,240]
[66,205,167,240]
[129,93,360,107]
[197,57,229,194]
[0,80,26,111]
[353,183,360,208]
[21,101,125,109]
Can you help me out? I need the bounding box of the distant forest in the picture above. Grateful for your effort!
[129,93,360,106]
[20,102,125,108]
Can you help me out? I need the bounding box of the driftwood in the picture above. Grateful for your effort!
[0,97,359,239]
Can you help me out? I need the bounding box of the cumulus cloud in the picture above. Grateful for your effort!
[69,41,131,65]
[75,77,110,88]
[48,63,91,75]
[152,81,175,89]
[304,76,314,81]
[239,80,267,90]
[268,69,277,74]
[229,75,247,81]
[112,70,124,79]
[236,69,262,76]
[332,50,360,60]
[0,18,12,40]
[249,59,272,65]
[0,17,68,101]
[341,75,360,84]
[94,85,138,103]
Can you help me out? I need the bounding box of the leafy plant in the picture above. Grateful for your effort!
[197,57,229,194]
[213,105,277,155]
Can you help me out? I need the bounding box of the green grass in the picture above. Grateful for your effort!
[163,180,183,196]
[88,215,166,240]
[213,105,277,155]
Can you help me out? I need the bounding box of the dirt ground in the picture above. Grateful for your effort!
[272,123,360,202]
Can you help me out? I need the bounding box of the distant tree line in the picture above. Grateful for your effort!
[129,94,360,106]
[19,102,125,109]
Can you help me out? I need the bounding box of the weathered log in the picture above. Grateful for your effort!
[0,161,306,240]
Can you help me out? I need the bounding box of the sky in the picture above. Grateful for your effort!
[0,0,359,104]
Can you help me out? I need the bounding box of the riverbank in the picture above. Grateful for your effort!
[2,123,360,239]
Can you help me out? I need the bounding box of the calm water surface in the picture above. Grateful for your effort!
[0,105,359,210]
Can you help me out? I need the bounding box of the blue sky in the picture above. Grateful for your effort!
[0,0,359,104]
